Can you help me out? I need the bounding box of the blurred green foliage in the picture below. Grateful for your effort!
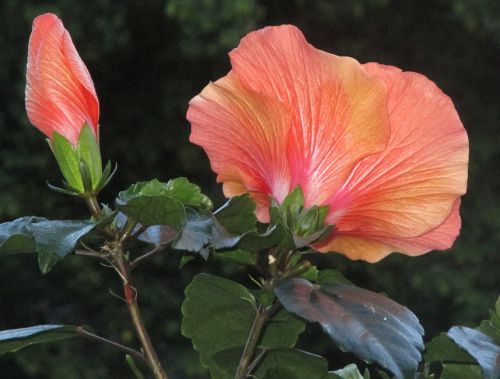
[0,0,498,378]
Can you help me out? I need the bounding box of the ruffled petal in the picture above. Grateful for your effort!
[25,13,99,144]
[187,74,293,221]
[318,63,468,260]
[229,25,390,207]
[316,199,462,262]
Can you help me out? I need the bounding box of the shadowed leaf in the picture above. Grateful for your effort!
[275,278,424,379]
[0,325,83,354]
[181,274,305,379]
[447,326,500,379]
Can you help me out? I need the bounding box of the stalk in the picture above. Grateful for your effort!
[234,303,280,379]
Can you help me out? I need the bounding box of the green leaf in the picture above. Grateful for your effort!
[317,269,353,285]
[181,274,305,379]
[51,133,83,191]
[163,177,212,210]
[77,124,102,188]
[0,216,39,254]
[116,179,186,228]
[179,254,196,269]
[479,297,500,344]
[0,217,101,273]
[331,364,365,379]
[214,195,257,235]
[440,363,483,379]
[300,265,319,281]
[447,326,500,379]
[424,333,476,363]
[0,325,82,354]
[213,249,256,266]
[255,349,329,379]
[275,278,424,379]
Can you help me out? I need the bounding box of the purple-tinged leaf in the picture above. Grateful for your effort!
[275,278,424,379]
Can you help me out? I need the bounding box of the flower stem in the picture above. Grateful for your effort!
[234,303,280,379]
[114,249,169,379]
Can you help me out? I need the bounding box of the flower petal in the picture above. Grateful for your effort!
[187,74,293,221]
[25,13,99,144]
[229,25,390,207]
[318,63,468,260]
[316,199,462,262]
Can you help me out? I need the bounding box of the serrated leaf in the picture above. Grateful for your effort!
[0,217,101,273]
[214,195,257,235]
[275,278,424,379]
[116,180,186,228]
[424,333,476,363]
[163,177,212,210]
[447,326,500,379]
[181,274,305,379]
[0,325,82,354]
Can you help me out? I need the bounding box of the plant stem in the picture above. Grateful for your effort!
[234,303,280,379]
[84,195,103,219]
[76,326,144,362]
[114,249,169,379]
[130,245,165,270]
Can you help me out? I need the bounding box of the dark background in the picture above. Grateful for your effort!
[0,0,499,378]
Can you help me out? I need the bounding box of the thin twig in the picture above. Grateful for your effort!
[76,326,145,362]
[130,245,165,270]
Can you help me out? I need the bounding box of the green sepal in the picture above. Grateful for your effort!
[49,125,109,195]
[50,133,83,192]
[77,124,102,188]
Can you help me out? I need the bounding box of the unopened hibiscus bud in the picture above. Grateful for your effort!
[187,25,469,262]
[25,13,112,195]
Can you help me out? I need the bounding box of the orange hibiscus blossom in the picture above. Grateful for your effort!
[187,25,469,262]
[25,13,99,145]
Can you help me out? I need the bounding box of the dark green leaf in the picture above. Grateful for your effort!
[254,348,329,379]
[300,265,319,281]
[0,216,40,254]
[447,326,500,379]
[0,217,100,273]
[116,179,186,228]
[440,363,483,379]
[214,195,257,235]
[181,274,305,379]
[163,177,212,210]
[479,297,500,344]
[317,269,353,285]
[179,255,196,268]
[213,249,256,265]
[424,333,476,363]
[275,278,424,379]
[0,325,81,354]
